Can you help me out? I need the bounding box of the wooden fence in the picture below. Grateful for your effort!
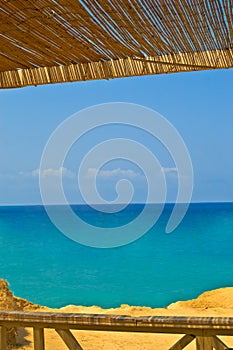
[1,311,233,350]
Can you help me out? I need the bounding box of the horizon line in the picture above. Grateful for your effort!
[0,200,232,207]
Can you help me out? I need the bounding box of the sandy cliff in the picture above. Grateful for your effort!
[1,279,233,349]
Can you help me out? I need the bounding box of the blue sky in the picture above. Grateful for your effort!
[0,68,232,205]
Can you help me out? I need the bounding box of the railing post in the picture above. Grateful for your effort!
[196,336,213,350]
[33,327,45,350]
[0,326,7,350]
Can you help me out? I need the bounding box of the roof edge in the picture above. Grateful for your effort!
[1,49,233,89]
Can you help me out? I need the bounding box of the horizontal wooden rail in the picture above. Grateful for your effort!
[1,311,233,349]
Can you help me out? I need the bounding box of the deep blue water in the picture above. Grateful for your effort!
[0,203,232,308]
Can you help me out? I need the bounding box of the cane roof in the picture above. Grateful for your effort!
[1,0,232,88]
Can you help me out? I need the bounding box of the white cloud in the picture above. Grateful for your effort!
[161,167,178,174]
[21,167,75,178]
[161,167,190,180]
[87,167,142,179]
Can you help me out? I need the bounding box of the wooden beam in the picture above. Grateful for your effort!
[0,326,7,350]
[169,334,195,349]
[3,312,233,336]
[133,58,219,70]
[33,327,45,350]
[196,336,213,350]
[212,335,229,350]
[56,329,83,350]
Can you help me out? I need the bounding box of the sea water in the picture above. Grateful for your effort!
[0,203,232,308]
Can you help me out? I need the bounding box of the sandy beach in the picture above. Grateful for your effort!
[1,279,233,349]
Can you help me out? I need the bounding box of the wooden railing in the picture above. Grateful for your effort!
[1,311,233,350]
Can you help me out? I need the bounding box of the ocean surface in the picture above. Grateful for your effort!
[0,202,232,308]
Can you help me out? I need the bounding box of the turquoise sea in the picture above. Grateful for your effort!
[0,203,232,308]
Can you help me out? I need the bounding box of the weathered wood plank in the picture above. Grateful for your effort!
[33,327,45,350]
[196,336,213,350]
[0,326,7,350]
[56,329,83,350]
[1,312,233,335]
[169,334,195,350]
[2,312,233,338]
[212,335,229,350]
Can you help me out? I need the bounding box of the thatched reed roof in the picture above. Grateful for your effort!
[1,0,233,89]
